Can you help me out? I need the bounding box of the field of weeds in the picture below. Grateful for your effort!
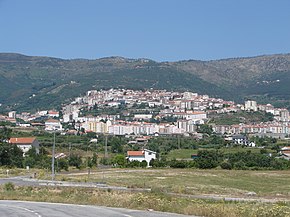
[1,184,290,217]
[56,168,290,199]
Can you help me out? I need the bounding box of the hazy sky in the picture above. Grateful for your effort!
[0,0,289,61]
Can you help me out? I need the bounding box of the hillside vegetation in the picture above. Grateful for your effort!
[1,53,290,111]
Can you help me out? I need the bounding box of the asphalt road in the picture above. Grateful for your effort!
[0,177,149,192]
[0,200,196,217]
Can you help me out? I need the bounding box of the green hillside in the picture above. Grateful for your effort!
[1,53,290,111]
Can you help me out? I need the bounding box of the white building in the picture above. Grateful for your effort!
[48,110,59,118]
[134,114,153,120]
[245,100,257,112]
[280,109,289,122]
[177,120,196,133]
[83,120,112,133]
[173,111,207,121]
[9,137,40,155]
[127,149,156,167]
[45,119,63,131]
[38,110,48,116]
[8,111,16,119]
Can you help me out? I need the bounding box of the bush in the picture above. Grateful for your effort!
[169,160,188,168]
[195,150,222,169]
[58,158,69,171]
[99,158,111,165]
[4,182,15,191]
[149,158,167,168]
[220,161,232,170]
[112,154,126,167]
[233,161,246,170]
[127,160,141,168]
[68,155,82,169]
[196,158,219,169]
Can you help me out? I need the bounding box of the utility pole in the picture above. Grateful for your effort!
[51,130,56,181]
[104,134,108,158]
[69,143,71,157]
[87,143,91,180]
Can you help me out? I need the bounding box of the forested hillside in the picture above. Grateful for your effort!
[1,53,290,111]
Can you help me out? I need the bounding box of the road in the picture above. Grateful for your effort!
[0,200,196,217]
[0,177,149,192]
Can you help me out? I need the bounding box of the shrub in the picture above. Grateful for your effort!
[220,161,232,170]
[4,182,15,191]
[169,160,188,168]
[140,160,148,168]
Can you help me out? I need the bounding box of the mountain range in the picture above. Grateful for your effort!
[1,53,290,111]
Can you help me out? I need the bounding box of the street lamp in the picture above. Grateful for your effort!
[87,143,91,180]
[51,130,56,181]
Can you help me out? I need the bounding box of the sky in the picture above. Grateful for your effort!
[0,0,290,61]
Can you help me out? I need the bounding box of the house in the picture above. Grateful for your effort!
[48,110,59,118]
[9,137,40,155]
[45,119,63,131]
[232,135,256,147]
[280,146,290,160]
[127,149,156,167]
[232,135,248,145]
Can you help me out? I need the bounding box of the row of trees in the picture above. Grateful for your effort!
[0,142,99,172]
[100,150,290,171]
[1,141,289,171]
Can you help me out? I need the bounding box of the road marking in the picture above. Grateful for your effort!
[123,215,133,217]
[0,204,42,217]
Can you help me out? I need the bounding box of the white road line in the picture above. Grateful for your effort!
[0,204,42,217]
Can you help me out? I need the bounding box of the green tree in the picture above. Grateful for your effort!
[110,137,124,153]
[195,150,222,169]
[57,158,69,171]
[197,124,213,135]
[0,143,23,167]
[91,153,98,167]
[0,127,12,141]
[112,154,126,167]
[68,154,82,169]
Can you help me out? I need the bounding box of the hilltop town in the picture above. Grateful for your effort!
[1,88,289,140]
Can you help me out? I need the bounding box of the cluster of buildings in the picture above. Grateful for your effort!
[213,101,290,138]
[2,89,290,139]
[61,89,218,135]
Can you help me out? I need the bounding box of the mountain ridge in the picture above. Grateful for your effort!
[1,53,290,111]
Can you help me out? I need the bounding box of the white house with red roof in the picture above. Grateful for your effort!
[127,149,156,167]
[9,137,40,155]
[48,110,59,118]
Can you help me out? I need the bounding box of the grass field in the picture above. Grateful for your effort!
[56,168,290,200]
[2,184,290,217]
[0,168,45,178]
[3,168,290,216]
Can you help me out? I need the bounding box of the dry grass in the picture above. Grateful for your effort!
[0,168,44,178]
[55,168,290,199]
[3,168,290,216]
[1,185,290,217]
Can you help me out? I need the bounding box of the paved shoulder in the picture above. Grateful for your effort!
[0,200,197,217]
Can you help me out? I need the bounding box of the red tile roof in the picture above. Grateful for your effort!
[9,137,36,144]
[127,151,144,156]
[45,119,60,123]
